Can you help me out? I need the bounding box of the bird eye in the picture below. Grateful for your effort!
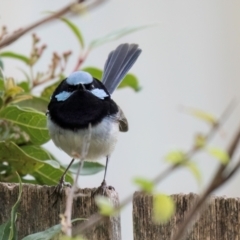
[67,85,76,92]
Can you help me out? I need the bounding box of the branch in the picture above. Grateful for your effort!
[76,100,236,235]
[0,0,107,49]
[62,124,92,236]
[171,122,240,240]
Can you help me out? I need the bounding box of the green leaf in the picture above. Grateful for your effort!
[0,141,44,175]
[41,79,62,100]
[81,67,102,79]
[60,17,84,48]
[184,107,217,125]
[0,98,3,110]
[0,58,3,70]
[22,223,61,240]
[0,105,49,145]
[95,196,115,216]
[68,161,105,176]
[184,162,202,186]
[133,177,154,193]
[194,134,206,148]
[0,173,22,240]
[16,68,31,84]
[22,218,85,240]
[90,25,153,48]
[18,81,30,92]
[0,51,30,65]
[118,73,141,92]
[153,193,175,224]
[20,145,73,185]
[16,96,49,113]
[207,147,230,164]
[0,78,4,91]
[165,151,187,164]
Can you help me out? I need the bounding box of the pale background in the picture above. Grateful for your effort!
[1,1,240,239]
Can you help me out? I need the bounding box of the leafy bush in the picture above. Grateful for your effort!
[0,18,142,185]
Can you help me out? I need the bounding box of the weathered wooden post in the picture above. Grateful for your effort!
[133,192,240,240]
[0,183,121,240]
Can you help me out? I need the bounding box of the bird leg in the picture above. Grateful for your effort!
[93,156,115,197]
[52,158,75,206]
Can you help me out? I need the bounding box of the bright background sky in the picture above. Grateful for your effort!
[1,1,240,239]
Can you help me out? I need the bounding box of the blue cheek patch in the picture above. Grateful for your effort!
[89,88,109,99]
[55,91,73,101]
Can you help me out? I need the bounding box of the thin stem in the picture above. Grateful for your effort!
[76,100,236,235]
[0,0,107,49]
[62,124,92,237]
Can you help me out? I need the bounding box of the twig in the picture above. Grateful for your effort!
[62,124,92,236]
[76,100,236,235]
[72,48,90,72]
[0,0,107,49]
[153,99,236,185]
[171,123,240,240]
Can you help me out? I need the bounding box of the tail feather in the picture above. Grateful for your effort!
[102,43,142,94]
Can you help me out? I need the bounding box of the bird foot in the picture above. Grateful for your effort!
[51,176,72,206]
[92,180,115,197]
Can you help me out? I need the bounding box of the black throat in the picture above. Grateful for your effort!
[48,78,118,130]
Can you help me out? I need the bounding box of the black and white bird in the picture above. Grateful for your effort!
[47,43,142,194]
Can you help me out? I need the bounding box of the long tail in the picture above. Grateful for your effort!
[102,43,142,94]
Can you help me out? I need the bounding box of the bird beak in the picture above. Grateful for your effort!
[81,84,86,91]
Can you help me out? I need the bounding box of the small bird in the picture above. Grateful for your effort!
[47,43,142,195]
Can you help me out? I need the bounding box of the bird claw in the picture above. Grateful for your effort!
[51,176,72,206]
[92,180,115,198]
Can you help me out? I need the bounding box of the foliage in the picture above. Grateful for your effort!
[0,173,22,240]
[0,19,142,185]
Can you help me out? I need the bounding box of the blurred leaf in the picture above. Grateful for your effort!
[0,173,22,240]
[184,162,202,186]
[82,67,102,79]
[0,105,49,145]
[20,145,73,185]
[0,120,30,145]
[184,107,217,125]
[60,17,84,48]
[0,98,2,110]
[194,134,206,148]
[10,94,32,104]
[118,73,141,92]
[0,78,4,91]
[133,177,154,193]
[90,25,153,48]
[5,78,24,97]
[153,193,175,224]
[68,161,105,176]
[60,237,87,240]
[18,81,30,92]
[0,51,30,65]
[165,151,187,164]
[0,141,44,175]
[22,218,85,240]
[95,196,115,216]
[16,96,48,113]
[0,58,3,70]
[207,147,229,164]
[41,79,62,100]
[17,68,31,84]
[22,223,61,240]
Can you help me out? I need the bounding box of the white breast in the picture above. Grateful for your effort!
[47,116,119,161]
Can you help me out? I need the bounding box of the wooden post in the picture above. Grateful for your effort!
[0,183,121,240]
[133,192,240,240]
